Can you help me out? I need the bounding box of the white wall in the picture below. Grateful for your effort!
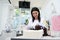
[40,0,60,36]
[41,0,60,23]
[10,0,49,9]
[0,0,11,33]
[0,1,2,32]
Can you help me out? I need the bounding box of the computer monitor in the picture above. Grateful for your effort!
[19,1,30,8]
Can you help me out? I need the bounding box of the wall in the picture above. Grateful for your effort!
[41,0,60,24]
[0,0,11,33]
[10,0,49,9]
[41,0,60,36]
[0,1,2,33]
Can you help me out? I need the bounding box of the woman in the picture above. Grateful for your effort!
[27,7,49,36]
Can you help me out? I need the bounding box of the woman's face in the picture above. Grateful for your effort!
[32,11,39,19]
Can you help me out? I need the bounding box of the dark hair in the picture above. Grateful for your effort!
[31,7,41,22]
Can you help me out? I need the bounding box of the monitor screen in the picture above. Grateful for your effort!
[19,1,30,8]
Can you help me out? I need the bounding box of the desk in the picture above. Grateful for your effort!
[11,29,60,40]
[11,36,60,40]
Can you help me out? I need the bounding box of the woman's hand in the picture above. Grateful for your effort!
[35,25,42,30]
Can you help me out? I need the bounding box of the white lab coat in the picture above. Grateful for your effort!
[26,18,47,29]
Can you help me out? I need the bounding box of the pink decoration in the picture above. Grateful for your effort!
[52,16,60,31]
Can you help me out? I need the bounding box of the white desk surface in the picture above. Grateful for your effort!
[11,36,60,39]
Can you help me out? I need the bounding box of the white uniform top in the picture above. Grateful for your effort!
[27,18,47,29]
